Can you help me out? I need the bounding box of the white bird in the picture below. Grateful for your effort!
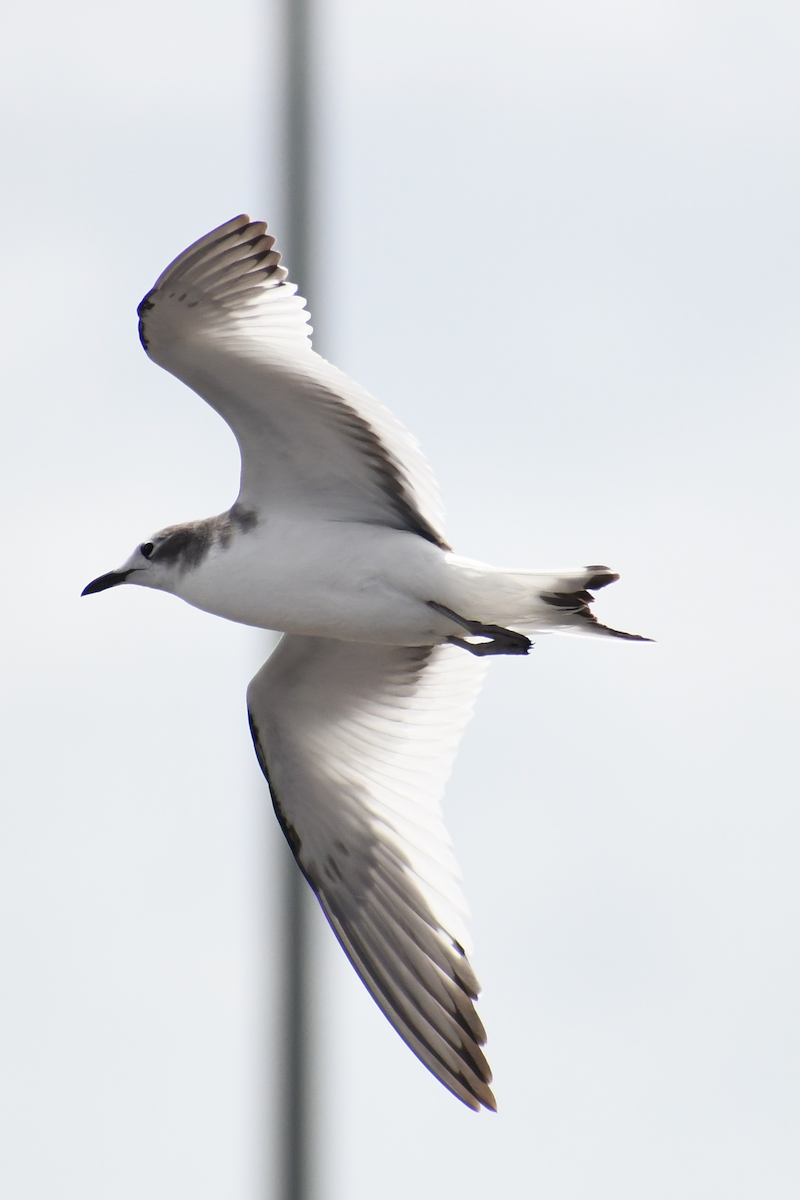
[83,215,649,1112]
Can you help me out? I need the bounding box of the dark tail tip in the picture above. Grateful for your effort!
[599,625,654,642]
[585,570,620,591]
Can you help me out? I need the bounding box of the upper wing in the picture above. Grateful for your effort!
[138,215,448,547]
[247,635,494,1111]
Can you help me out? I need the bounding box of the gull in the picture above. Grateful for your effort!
[83,215,648,1112]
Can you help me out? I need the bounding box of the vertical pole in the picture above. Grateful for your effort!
[277,4,314,1200]
[284,0,313,297]
[279,849,311,1200]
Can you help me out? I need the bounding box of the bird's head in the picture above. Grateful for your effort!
[81,533,179,597]
[82,512,256,599]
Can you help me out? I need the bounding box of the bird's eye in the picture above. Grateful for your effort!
[141,542,155,559]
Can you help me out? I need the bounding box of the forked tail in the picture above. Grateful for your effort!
[536,566,651,641]
[443,559,652,642]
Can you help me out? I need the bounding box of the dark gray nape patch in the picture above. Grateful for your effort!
[151,506,258,572]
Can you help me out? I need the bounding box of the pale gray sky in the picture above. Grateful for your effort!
[1,2,799,1197]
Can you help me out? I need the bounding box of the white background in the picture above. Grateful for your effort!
[1,2,799,1196]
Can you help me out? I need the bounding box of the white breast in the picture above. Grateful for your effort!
[169,518,456,644]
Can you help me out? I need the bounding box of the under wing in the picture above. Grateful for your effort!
[138,215,448,547]
[247,635,494,1111]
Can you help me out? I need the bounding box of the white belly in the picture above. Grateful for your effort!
[169,518,457,644]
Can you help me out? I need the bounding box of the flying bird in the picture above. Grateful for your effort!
[83,215,648,1112]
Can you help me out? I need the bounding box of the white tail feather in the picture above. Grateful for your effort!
[443,558,652,642]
